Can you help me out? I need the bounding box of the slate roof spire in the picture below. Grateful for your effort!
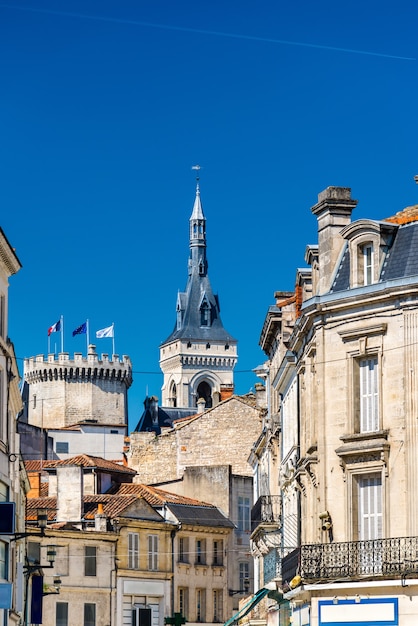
[162,178,235,344]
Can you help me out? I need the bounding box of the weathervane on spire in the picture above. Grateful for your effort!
[191,164,201,185]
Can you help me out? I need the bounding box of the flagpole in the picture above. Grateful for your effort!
[48,334,50,354]
[112,322,115,356]
[86,319,90,352]
[60,315,64,353]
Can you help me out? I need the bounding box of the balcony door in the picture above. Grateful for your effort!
[358,474,382,574]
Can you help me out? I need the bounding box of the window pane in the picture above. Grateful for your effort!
[84,603,96,626]
[85,546,97,577]
[238,497,250,531]
[358,474,382,540]
[360,358,379,432]
[56,602,68,626]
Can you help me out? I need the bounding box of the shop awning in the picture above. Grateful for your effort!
[223,587,271,626]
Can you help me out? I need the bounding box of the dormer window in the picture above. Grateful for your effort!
[200,302,210,326]
[176,307,182,330]
[363,244,374,286]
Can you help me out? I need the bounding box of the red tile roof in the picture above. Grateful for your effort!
[384,205,418,225]
[24,455,136,474]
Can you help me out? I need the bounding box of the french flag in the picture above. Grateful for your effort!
[48,320,61,336]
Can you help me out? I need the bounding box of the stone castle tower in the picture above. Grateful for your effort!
[159,180,237,409]
[23,344,132,429]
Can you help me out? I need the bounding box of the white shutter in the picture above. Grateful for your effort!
[128,533,139,569]
[358,474,382,540]
[360,358,379,432]
[148,535,158,570]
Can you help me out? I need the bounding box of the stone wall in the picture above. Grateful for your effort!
[128,395,262,484]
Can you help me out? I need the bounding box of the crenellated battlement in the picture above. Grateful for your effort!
[24,344,132,387]
[23,344,132,429]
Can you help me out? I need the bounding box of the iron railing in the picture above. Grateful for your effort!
[251,495,281,533]
[300,536,418,581]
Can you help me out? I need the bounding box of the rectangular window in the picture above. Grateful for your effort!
[195,539,206,565]
[27,542,41,566]
[148,535,158,571]
[359,357,379,432]
[178,588,188,619]
[84,546,97,577]
[196,589,206,622]
[0,541,7,579]
[128,533,139,569]
[213,590,223,623]
[56,442,69,454]
[178,536,189,563]
[238,497,250,532]
[239,562,250,591]
[56,602,68,626]
[363,244,374,285]
[358,474,382,540]
[213,540,223,566]
[84,603,96,626]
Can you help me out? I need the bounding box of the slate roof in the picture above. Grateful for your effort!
[331,206,418,293]
[133,400,196,433]
[161,185,236,346]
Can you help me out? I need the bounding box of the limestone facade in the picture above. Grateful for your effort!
[250,186,418,626]
[0,226,25,626]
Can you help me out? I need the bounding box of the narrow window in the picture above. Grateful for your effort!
[128,533,139,569]
[196,539,206,565]
[84,546,97,577]
[238,497,251,532]
[56,602,68,626]
[213,540,223,566]
[148,535,158,571]
[213,590,223,622]
[0,541,7,579]
[200,302,210,326]
[84,603,96,626]
[196,589,206,622]
[179,588,188,619]
[179,536,189,563]
[363,244,374,285]
[359,357,379,432]
[239,562,250,591]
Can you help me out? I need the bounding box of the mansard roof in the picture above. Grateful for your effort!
[331,205,418,293]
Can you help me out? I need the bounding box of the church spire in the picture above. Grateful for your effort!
[159,175,238,409]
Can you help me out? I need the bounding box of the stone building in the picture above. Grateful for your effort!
[129,393,264,617]
[250,186,418,626]
[159,179,237,411]
[0,227,26,626]
[25,456,234,626]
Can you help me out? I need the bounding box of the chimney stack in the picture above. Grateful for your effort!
[311,187,358,295]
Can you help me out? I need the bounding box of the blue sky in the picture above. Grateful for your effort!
[1,0,417,432]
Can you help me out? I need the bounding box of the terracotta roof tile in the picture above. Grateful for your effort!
[384,205,418,225]
[116,483,214,507]
[24,455,136,474]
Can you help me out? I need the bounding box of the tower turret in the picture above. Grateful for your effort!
[160,179,237,409]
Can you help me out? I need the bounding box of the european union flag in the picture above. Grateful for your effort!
[72,322,87,337]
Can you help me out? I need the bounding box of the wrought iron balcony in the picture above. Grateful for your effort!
[298,536,418,582]
[251,495,281,533]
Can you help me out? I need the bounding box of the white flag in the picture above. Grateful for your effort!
[96,324,114,339]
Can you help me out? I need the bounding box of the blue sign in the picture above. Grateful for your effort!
[318,597,398,626]
[0,583,12,609]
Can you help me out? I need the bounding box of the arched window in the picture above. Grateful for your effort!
[170,382,177,408]
[196,381,212,408]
